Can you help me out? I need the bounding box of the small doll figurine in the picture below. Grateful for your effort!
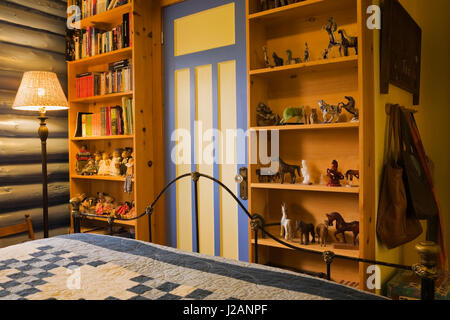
[94,152,102,172]
[81,159,97,176]
[120,147,133,176]
[110,148,122,177]
[327,160,344,187]
[97,152,111,176]
[76,145,91,173]
[124,154,134,193]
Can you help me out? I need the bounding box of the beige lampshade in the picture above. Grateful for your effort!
[12,71,69,112]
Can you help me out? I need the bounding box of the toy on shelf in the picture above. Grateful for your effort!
[316,220,329,247]
[94,152,102,172]
[272,52,284,66]
[262,46,271,68]
[115,202,132,217]
[301,160,312,185]
[338,96,359,122]
[95,192,116,216]
[256,103,281,126]
[319,100,342,123]
[280,106,304,125]
[124,153,134,194]
[76,145,91,174]
[323,17,341,58]
[81,159,97,176]
[309,108,319,124]
[279,158,301,184]
[327,160,344,187]
[345,170,360,187]
[97,152,111,176]
[286,50,301,65]
[296,220,315,245]
[120,148,133,176]
[326,212,359,246]
[280,202,295,241]
[338,29,358,56]
[304,42,310,62]
[256,168,280,183]
[110,148,122,177]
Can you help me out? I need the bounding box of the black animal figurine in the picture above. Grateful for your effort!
[256,102,281,126]
[316,221,329,247]
[338,96,359,122]
[323,17,341,57]
[272,52,284,66]
[304,42,310,62]
[326,212,359,246]
[279,158,301,184]
[338,29,358,56]
[256,168,280,183]
[296,220,315,245]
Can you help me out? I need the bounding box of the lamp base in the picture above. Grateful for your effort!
[38,113,49,239]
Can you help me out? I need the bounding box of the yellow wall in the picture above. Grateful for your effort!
[374,0,450,285]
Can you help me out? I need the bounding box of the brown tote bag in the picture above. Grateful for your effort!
[376,105,423,249]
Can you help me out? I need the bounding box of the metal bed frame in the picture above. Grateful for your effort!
[70,172,440,300]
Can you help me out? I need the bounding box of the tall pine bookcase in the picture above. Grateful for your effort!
[67,0,165,243]
[247,0,375,289]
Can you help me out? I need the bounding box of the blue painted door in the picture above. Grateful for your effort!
[163,0,248,261]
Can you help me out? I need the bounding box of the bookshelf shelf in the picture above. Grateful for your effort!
[70,91,133,104]
[249,122,359,132]
[251,183,360,194]
[68,47,132,68]
[71,135,134,141]
[76,3,133,29]
[71,175,126,182]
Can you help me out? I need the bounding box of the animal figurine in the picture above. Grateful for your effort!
[272,52,284,66]
[322,48,329,60]
[256,168,280,183]
[286,50,300,65]
[323,17,341,57]
[316,221,329,247]
[76,145,91,173]
[280,202,295,241]
[319,100,342,123]
[309,108,319,124]
[262,46,271,67]
[326,212,359,246]
[256,102,281,126]
[280,106,304,124]
[338,96,359,122]
[296,220,315,245]
[327,160,344,187]
[301,160,312,185]
[345,170,360,187]
[338,29,358,56]
[304,42,310,62]
[279,158,301,184]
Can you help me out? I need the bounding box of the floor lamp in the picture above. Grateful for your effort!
[12,71,69,238]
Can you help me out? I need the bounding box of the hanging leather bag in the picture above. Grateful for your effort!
[377,105,422,249]
[398,109,439,220]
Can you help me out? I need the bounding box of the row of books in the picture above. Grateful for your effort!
[74,97,134,137]
[68,0,129,20]
[76,60,132,98]
[67,12,131,61]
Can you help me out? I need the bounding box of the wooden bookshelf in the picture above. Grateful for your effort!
[247,0,375,289]
[67,0,165,244]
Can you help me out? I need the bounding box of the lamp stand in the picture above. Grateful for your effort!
[38,112,49,238]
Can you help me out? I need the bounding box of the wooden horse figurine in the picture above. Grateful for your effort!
[338,29,358,56]
[326,212,359,246]
[296,220,315,245]
[279,158,301,184]
[316,220,329,247]
[280,202,295,241]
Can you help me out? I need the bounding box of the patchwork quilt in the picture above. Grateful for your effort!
[0,234,385,300]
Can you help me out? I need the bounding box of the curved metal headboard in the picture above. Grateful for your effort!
[70,172,439,300]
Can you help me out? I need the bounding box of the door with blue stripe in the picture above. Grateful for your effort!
[164,0,248,261]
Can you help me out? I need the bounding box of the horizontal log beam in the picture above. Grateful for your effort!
[0,21,65,54]
[0,114,68,138]
[0,1,66,35]
[0,162,69,186]
[4,0,67,19]
[0,182,69,213]
[0,137,69,164]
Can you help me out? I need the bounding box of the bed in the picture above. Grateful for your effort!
[0,233,385,300]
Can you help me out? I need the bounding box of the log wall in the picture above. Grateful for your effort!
[0,0,69,247]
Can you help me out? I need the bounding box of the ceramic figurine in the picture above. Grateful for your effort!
[338,96,359,122]
[256,168,280,183]
[76,145,91,173]
[97,152,111,176]
[338,29,358,56]
[327,160,344,187]
[296,220,315,245]
[256,102,281,126]
[316,221,329,247]
[280,202,295,241]
[94,152,102,172]
[120,147,133,176]
[304,42,310,62]
[323,17,341,57]
[280,106,304,125]
[110,148,122,177]
[326,212,359,246]
[301,160,312,185]
[81,159,97,176]
[272,52,284,66]
[124,154,134,193]
[319,100,342,123]
[279,158,301,184]
[345,170,360,187]
[263,45,271,68]
[286,50,300,65]
[309,108,319,124]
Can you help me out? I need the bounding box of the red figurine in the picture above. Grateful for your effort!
[327,160,344,187]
